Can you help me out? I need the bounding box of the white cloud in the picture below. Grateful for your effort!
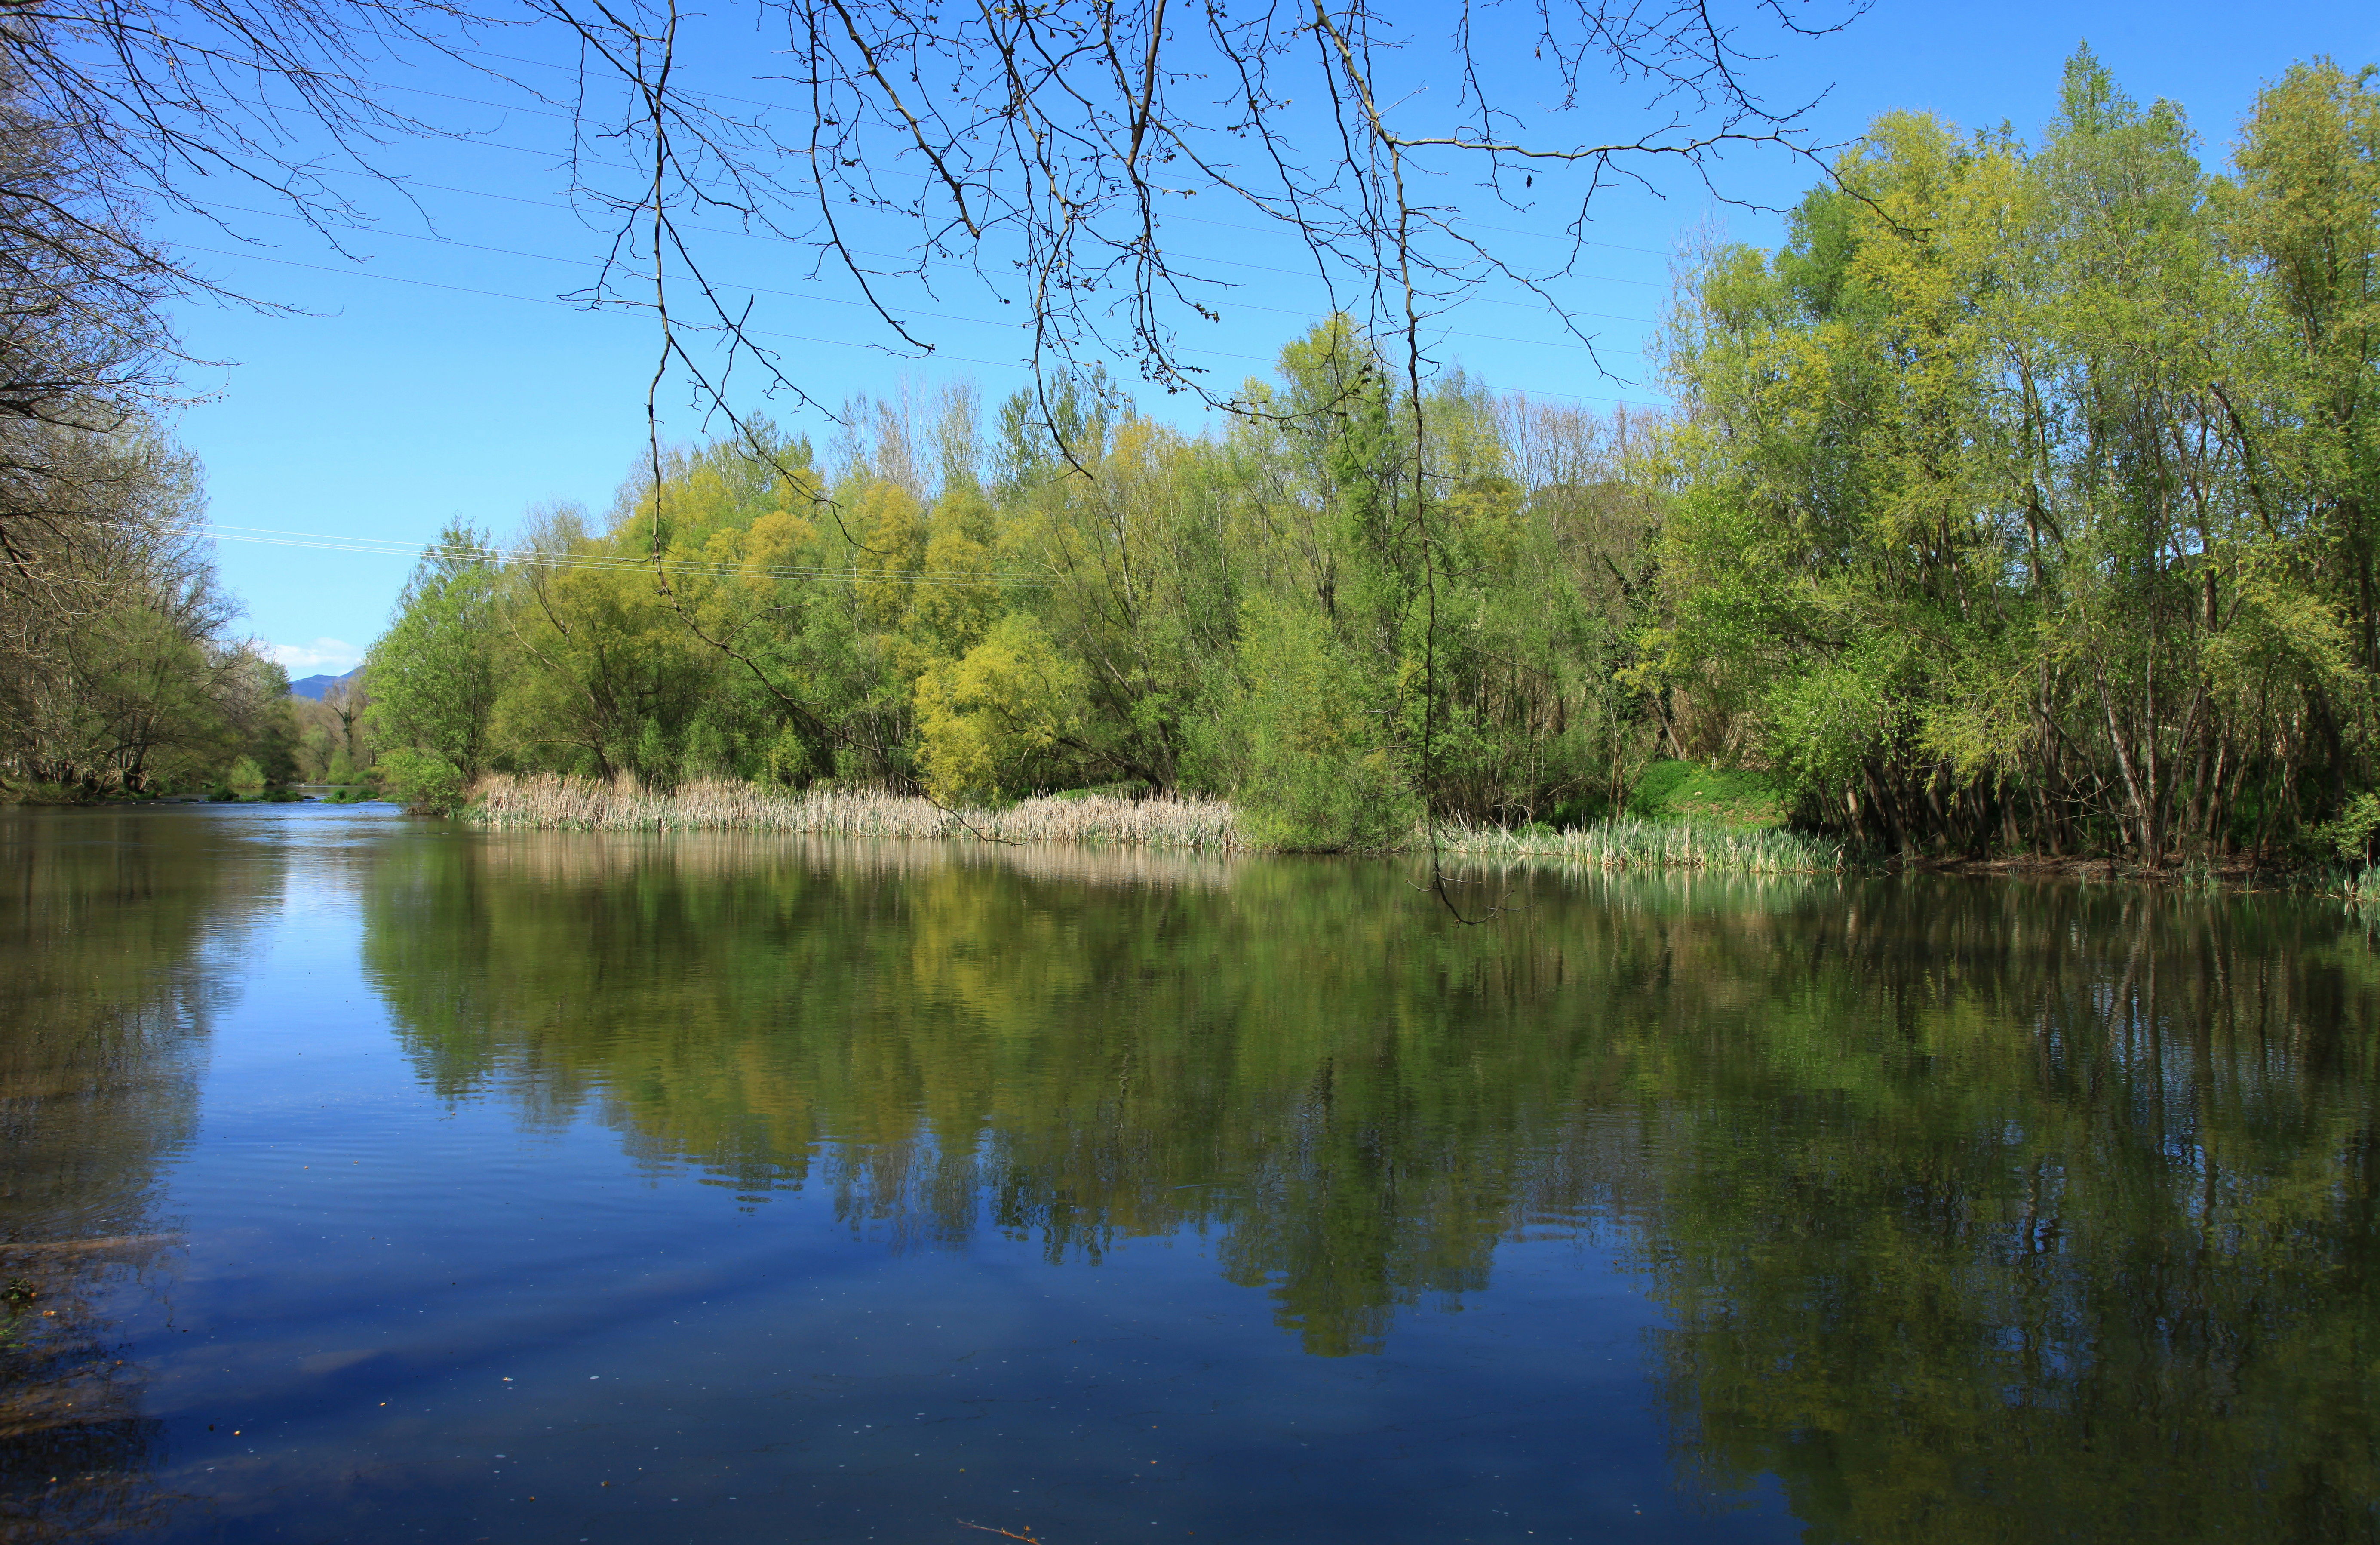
[268,637,363,675]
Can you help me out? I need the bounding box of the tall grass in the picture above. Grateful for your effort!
[2316,862,2380,908]
[468,774,1245,849]
[470,826,1247,893]
[468,774,1852,873]
[1431,814,1851,874]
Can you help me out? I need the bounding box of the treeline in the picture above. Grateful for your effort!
[0,75,295,799]
[369,51,2380,863]
[368,341,1663,849]
[1663,51,2380,864]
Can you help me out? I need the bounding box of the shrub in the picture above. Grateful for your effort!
[1241,745,1419,853]
[1626,760,1788,828]
[377,748,468,815]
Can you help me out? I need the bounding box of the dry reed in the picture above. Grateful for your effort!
[467,775,1849,874]
[473,826,1247,892]
[468,774,1247,849]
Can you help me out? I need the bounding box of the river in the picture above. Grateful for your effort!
[3,803,2375,1543]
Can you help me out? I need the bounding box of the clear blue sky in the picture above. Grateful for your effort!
[160,0,2379,678]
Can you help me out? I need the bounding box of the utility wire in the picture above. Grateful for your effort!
[310,155,1665,327]
[191,192,1661,355]
[175,241,1668,409]
[266,130,1668,308]
[363,65,1675,271]
[203,524,1054,585]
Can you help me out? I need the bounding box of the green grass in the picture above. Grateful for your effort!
[3,783,190,804]
[1627,760,1790,829]
[1437,814,1849,874]
[2318,863,2380,906]
[1,782,101,806]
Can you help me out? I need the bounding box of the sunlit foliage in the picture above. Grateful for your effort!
[365,51,2380,862]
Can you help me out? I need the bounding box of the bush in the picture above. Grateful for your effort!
[1626,760,1788,828]
[377,748,468,815]
[1241,745,1419,853]
[2313,791,2380,865]
[4,782,97,806]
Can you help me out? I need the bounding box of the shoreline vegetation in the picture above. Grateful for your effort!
[12,772,2369,899]
[19,54,2380,905]
[462,775,2380,899]
[462,773,1877,876]
[348,54,2380,893]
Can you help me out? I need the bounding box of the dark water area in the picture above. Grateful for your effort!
[2,805,2376,1545]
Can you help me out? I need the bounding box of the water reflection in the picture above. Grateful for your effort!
[363,832,1705,1355]
[0,811,279,1540]
[1634,886,2380,1541]
[361,827,2380,1545]
[12,809,2377,1543]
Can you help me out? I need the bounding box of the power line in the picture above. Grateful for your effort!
[204,524,1054,585]
[189,193,1661,358]
[173,242,1029,373]
[276,151,1666,326]
[394,53,1677,262]
[174,241,1671,409]
[292,124,1667,305]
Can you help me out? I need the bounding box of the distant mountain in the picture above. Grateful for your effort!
[288,665,363,701]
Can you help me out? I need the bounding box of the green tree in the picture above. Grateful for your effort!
[365,523,502,809]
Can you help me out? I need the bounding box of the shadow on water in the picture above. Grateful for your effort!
[0,810,283,1541]
[352,828,2380,1540]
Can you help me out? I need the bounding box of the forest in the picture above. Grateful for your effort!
[12,49,2380,867]
[351,52,2380,865]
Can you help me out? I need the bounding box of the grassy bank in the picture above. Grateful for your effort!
[463,774,1853,872]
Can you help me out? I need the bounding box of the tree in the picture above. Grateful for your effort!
[0,423,282,794]
[364,522,501,806]
[2226,62,2380,673]
[0,77,181,591]
[1652,49,2380,863]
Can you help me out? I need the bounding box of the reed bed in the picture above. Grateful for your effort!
[468,774,1247,849]
[474,826,1246,892]
[1431,815,1851,874]
[469,774,1852,874]
[2316,862,2380,908]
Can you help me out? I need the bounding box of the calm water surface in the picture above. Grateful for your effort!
[3,804,2377,1543]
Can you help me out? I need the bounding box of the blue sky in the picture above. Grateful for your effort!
[159,0,2380,677]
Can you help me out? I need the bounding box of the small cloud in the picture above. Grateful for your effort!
[269,637,363,675]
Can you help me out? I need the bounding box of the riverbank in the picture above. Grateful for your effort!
[1912,849,2380,906]
[455,776,2380,899]
[469,774,1245,848]
[463,774,1854,873]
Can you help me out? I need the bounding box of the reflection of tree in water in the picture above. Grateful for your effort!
[365,833,1715,1352]
[1635,885,2380,1544]
[358,835,1817,1352]
[364,835,2380,1534]
[0,811,268,1541]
